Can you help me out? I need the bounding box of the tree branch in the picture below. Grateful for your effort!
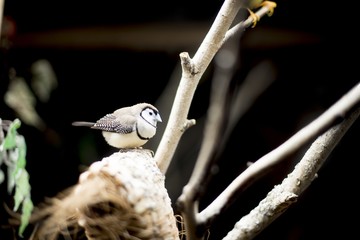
[198,82,360,226]
[154,0,244,173]
[222,106,360,240]
[155,0,276,174]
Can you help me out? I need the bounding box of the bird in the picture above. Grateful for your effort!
[245,0,277,27]
[72,103,162,149]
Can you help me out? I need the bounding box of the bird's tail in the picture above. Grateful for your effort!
[72,121,95,127]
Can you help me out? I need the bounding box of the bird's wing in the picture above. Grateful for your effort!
[92,113,134,134]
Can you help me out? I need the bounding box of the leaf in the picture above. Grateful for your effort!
[0,118,33,237]
[13,169,34,236]
[18,196,34,237]
[13,170,31,211]
[4,77,46,130]
[2,119,21,150]
[7,157,16,194]
[15,135,27,170]
[7,129,27,193]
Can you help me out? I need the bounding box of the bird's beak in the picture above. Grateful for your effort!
[157,115,162,122]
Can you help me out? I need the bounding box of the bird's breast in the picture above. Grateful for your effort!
[102,131,148,149]
[137,120,157,139]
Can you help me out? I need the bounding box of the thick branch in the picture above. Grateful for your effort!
[199,82,360,225]
[155,0,244,174]
[167,3,279,239]
[223,106,360,240]
[155,0,276,174]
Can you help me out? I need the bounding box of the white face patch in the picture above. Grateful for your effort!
[140,108,162,128]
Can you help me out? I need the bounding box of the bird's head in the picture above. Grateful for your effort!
[139,104,162,128]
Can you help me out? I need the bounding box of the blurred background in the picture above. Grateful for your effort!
[1,0,359,239]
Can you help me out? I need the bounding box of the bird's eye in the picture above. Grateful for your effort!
[149,111,153,116]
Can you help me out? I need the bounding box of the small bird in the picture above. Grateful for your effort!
[72,103,162,149]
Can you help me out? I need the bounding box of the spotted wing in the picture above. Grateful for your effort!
[92,113,133,134]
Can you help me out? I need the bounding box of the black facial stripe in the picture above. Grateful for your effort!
[140,107,157,128]
[136,122,150,140]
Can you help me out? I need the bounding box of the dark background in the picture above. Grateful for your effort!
[1,0,359,239]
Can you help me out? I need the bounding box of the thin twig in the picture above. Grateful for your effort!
[223,4,276,44]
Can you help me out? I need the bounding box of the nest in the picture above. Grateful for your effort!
[30,149,180,240]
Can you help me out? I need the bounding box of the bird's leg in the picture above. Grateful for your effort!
[119,148,131,153]
[247,8,260,28]
[119,147,143,152]
[248,1,277,28]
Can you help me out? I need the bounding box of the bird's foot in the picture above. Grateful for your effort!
[248,1,277,28]
[118,146,143,152]
[119,148,131,153]
[261,1,277,16]
[247,8,260,28]
[118,147,154,157]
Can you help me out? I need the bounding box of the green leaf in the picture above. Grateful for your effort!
[15,135,27,170]
[12,169,34,237]
[7,160,16,194]
[18,196,34,237]
[8,132,27,194]
[2,119,21,150]
[13,170,31,211]
[0,118,33,237]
